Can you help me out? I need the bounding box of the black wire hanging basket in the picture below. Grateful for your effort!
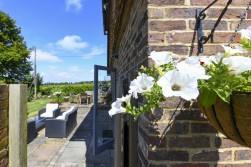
[198,92,251,147]
[196,1,251,147]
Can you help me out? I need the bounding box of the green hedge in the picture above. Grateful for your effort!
[40,83,94,96]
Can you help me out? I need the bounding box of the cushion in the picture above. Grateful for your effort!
[40,112,53,118]
[56,116,64,120]
[62,107,75,119]
[41,103,59,118]
[46,103,59,113]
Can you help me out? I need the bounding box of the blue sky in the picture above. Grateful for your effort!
[0,0,108,83]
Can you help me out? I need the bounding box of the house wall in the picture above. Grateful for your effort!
[106,0,251,166]
[0,85,9,167]
[108,0,148,166]
[137,0,251,166]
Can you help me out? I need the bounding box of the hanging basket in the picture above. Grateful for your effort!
[198,91,251,147]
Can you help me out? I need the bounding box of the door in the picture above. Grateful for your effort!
[93,65,116,156]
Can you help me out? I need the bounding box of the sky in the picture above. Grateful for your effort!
[0,0,108,83]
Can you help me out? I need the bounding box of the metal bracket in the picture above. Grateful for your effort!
[196,9,205,53]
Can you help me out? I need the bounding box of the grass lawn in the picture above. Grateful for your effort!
[27,98,51,119]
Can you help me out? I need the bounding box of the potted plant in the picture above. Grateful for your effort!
[108,26,251,147]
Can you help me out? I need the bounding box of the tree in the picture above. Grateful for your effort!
[0,11,32,83]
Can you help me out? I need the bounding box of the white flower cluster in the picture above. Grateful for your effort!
[108,51,211,116]
[200,45,251,75]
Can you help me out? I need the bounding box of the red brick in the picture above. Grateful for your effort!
[208,8,246,19]
[189,20,227,31]
[140,115,190,135]
[191,123,217,133]
[165,8,197,18]
[148,33,165,43]
[166,32,196,43]
[148,0,185,6]
[148,8,165,19]
[175,109,207,121]
[192,150,232,161]
[171,164,209,167]
[190,45,224,56]
[169,136,210,148]
[149,45,188,55]
[148,150,189,161]
[215,137,244,148]
[230,20,251,30]
[212,32,241,43]
[232,0,251,6]
[235,150,251,160]
[138,126,167,148]
[149,21,186,32]
[247,10,251,19]
[190,0,250,6]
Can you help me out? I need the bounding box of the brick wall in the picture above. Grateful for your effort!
[109,0,149,166]
[136,0,251,166]
[0,85,9,167]
[111,1,148,80]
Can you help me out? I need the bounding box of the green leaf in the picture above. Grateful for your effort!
[214,88,231,103]
[199,90,217,107]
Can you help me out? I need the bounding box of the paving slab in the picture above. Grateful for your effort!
[57,147,86,163]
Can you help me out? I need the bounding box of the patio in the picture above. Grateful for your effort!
[27,104,114,167]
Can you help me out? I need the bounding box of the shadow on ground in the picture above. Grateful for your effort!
[69,106,114,167]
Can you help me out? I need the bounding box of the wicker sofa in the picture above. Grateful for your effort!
[45,107,78,138]
[27,119,37,144]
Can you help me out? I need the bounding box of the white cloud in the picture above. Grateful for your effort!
[68,65,82,72]
[29,49,62,62]
[82,46,106,59]
[66,0,82,12]
[56,35,88,51]
[48,66,59,70]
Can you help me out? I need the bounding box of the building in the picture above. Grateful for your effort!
[102,0,251,166]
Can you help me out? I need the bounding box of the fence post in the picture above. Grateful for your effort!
[9,84,27,167]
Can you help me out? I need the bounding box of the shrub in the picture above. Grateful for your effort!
[40,83,94,96]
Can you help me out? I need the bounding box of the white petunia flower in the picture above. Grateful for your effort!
[108,100,126,116]
[129,73,154,99]
[222,45,244,56]
[199,56,216,66]
[222,56,251,75]
[238,26,251,40]
[149,51,173,67]
[157,70,199,101]
[177,56,211,80]
[117,94,132,103]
